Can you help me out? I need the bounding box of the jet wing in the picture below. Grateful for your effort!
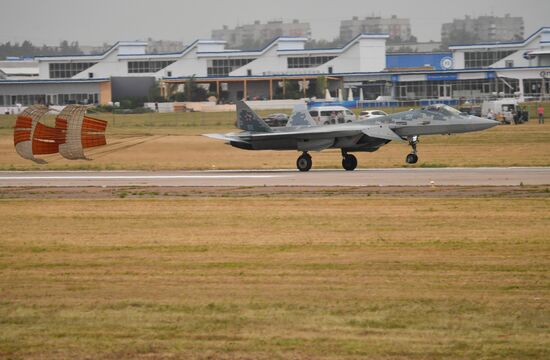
[204,124,404,143]
[245,124,404,142]
[203,133,250,143]
[246,124,366,140]
[362,125,404,142]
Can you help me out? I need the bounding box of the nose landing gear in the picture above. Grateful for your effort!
[406,136,419,164]
[406,153,419,164]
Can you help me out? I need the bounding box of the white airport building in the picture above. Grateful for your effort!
[1,28,549,108]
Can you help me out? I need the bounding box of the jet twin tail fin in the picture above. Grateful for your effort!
[236,101,273,133]
[286,104,317,127]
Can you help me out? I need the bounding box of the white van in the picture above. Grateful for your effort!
[481,99,518,124]
[308,106,356,125]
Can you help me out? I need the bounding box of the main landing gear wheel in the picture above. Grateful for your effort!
[297,152,312,172]
[342,154,358,171]
[406,136,419,165]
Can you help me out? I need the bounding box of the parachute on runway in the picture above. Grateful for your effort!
[13,105,108,164]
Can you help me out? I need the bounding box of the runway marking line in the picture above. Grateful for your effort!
[0,175,289,180]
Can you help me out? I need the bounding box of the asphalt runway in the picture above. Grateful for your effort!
[0,168,549,187]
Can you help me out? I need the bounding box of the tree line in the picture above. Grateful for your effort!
[0,40,83,59]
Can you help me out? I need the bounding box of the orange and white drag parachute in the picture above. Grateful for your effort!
[13,104,108,164]
[13,105,51,164]
[56,105,107,160]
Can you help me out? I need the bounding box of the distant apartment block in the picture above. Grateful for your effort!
[386,42,443,53]
[340,15,412,43]
[442,14,524,44]
[146,39,184,54]
[80,40,184,56]
[212,20,312,48]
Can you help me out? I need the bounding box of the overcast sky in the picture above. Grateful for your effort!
[1,0,549,46]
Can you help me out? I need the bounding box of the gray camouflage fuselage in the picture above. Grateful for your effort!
[210,105,498,154]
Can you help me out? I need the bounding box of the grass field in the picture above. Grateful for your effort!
[0,187,549,359]
[1,104,549,359]
[1,105,550,170]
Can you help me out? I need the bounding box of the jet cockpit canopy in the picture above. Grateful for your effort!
[423,104,464,116]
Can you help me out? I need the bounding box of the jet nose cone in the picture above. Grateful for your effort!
[472,116,499,131]
[480,118,500,130]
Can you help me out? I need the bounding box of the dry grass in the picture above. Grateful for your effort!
[1,109,550,170]
[0,193,549,359]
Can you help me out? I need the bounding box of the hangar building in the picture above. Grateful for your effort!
[1,28,549,107]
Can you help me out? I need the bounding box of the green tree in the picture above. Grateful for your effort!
[183,76,208,102]
[315,76,327,99]
[306,38,345,49]
[284,80,301,99]
[148,81,164,102]
[0,40,83,58]
[184,77,197,101]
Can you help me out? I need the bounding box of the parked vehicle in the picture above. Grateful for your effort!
[358,110,389,121]
[514,105,529,124]
[482,99,519,125]
[459,105,482,117]
[263,113,289,127]
[308,106,356,125]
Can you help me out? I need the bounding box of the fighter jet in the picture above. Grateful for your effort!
[204,101,498,172]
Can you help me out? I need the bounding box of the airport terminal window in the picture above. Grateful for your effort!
[207,58,255,76]
[2,93,99,106]
[49,62,97,78]
[287,56,336,69]
[128,60,175,73]
[6,94,46,106]
[524,79,544,96]
[464,50,515,69]
[392,77,519,101]
[57,93,98,105]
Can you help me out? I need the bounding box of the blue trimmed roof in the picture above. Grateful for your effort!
[162,65,550,81]
[28,33,390,61]
[0,78,110,84]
